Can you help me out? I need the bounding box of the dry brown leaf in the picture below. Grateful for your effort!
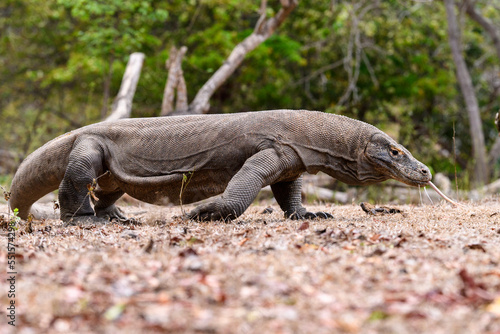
[297,221,310,231]
[463,243,486,253]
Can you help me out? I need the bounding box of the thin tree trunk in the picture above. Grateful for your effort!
[444,0,488,185]
[183,0,298,115]
[161,46,188,116]
[105,52,145,122]
[175,72,188,112]
[464,0,500,168]
[465,0,500,60]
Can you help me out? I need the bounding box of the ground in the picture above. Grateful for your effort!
[1,199,500,334]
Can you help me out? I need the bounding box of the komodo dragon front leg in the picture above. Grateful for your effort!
[188,148,332,221]
[59,137,126,225]
[271,177,333,220]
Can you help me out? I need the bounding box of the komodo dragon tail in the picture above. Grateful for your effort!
[9,132,77,220]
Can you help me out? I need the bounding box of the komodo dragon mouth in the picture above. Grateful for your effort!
[364,133,460,206]
[364,133,431,186]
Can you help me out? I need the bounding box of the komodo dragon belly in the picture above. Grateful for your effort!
[108,170,232,205]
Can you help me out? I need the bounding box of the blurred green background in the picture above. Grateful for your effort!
[1,0,499,189]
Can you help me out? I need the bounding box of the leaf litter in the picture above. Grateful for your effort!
[0,198,500,333]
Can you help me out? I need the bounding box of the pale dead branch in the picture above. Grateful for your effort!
[161,46,188,116]
[105,52,145,122]
[184,0,298,115]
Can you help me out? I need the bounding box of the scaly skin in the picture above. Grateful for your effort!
[9,110,431,223]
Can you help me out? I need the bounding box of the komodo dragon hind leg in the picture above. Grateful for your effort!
[93,190,128,222]
[59,137,112,225]
[91,171,130,222]
[271,176,333,220]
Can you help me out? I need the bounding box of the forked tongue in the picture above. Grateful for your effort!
[426,181,462,207]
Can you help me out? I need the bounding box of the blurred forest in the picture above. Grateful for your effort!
[0,0,499,188]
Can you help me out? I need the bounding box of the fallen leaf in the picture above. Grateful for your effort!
[104,303,126,321]
[261,207,274,214]
[170,235,182,245]
[25,220,33,234]
[187,236,204,245]
[463,244,486,253]
[297,221,310,231]
[369,233,381,242]
[315,227,327,234]
[404,310,427,319]
[360,202,402,215]
[239,237,249,246]
[458,269,494,304]
[121,230,139,239]
[179,247,198,257]
[394,237,407,248]
[368,310,389,321]
[143,237,154,253]
[366,248,386,257]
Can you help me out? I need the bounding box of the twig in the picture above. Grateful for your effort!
[453,122,459,200]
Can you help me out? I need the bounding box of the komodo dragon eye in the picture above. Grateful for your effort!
[389,148,402,158]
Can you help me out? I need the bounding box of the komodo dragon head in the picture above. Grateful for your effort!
[362,133,431,187]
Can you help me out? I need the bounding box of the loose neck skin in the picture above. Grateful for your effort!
[279,112,388,185]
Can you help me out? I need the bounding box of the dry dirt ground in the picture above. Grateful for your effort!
[1,198,500,334]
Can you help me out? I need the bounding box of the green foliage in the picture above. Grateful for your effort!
[9,208,21,228]
[179,171,194,215]
[1,0,499,185]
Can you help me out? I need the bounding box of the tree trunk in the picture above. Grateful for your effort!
[465,0,500,61]
[444,0,489,185]
[105,52,145,122]
[464,0,500,168]
[161,46,188,116]
[175,0,298,115]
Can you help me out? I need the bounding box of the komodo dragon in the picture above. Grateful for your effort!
[9,110,432,224]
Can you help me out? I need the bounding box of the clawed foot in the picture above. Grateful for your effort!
[96,205,127,221]
[187,202,236,222]
[289,211,333,220]
[64,205,140,226]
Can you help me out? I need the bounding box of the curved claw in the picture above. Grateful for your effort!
[188,203,218,221]
[289,212,300,220]
[289,211,333,220]
[96,205,127,221]
[315,211,333,219]
[303,212,318,219]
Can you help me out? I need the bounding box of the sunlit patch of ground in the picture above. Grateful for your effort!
[1,199,500,333]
